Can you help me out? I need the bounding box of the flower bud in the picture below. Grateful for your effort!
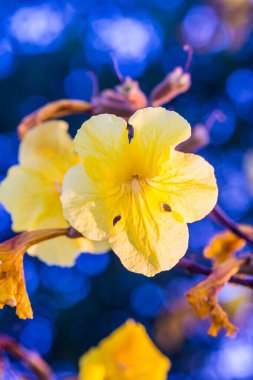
[151,67,191,107]
[92,77,148,118]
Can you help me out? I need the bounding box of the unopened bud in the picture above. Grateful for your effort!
[178,124,209,153]
[151,67,191,107]
[92,77,148,118]
[178,110,226,153]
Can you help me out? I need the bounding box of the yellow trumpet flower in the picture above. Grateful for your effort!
[79,320,170,380]
[0,121,109,266]
[61,107,218,276]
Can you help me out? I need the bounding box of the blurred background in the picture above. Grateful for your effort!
[1,0,253,379]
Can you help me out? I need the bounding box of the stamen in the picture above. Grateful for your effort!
[113,215,122,226]
[205,110,226,132]
[86,71,99,97]
[162,203,172,212]
[183,44,193,72]
[110,53,125,82]
[127,123,134,144]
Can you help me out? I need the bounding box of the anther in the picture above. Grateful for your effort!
[110,53,125,82]
[205,110,226,132]
[162,203,172,212]
[113,215,122,226]
[183,44,193,72]
[127,123,134,144]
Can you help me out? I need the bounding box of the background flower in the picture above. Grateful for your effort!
[0,121,108,266]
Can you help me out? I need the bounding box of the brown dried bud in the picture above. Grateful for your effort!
[151,66,191,107]
[177,123,209,153]
[92,77,148,118]
[178,110,226,153]
[18,99,93,139]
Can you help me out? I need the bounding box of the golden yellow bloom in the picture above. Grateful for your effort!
[79,320,170,380]
[0,228,69,319]
[0,121,108,266]
[61,107,218,276]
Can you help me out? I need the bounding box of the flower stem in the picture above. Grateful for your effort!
[0,336,54,380]
[211,205,253,247]
[178,257,253,288]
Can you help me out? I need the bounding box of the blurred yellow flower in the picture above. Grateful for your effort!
[0,228,69,319]
[0,121,108,266]
[79,319,170,380]
[61,107,218,276]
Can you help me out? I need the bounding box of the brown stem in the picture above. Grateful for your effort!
[0,336,54,380]
[178,258,253,288]
[17,99,93,139]
[211,205,253,247]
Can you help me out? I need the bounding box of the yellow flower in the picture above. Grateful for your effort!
[79,319,170,380]
[61,107,218,276]
[0,228,69,319]
[0,121,109,266]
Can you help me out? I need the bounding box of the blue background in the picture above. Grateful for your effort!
[1,0,253,379]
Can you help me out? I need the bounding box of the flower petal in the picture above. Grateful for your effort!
[19,121,78,178]
[110,204,189,277]
[61,164,111,240]
[0,166,67,231]
[79,320,170,380]
[75,114,128,156]
[152,150,218,223]
[128,107,191,175]
[27,236,109,266]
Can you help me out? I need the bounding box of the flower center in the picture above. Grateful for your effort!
[131,175,142,194]
[53,179,62,193]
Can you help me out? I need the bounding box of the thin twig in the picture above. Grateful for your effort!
[211,205,253,247]
[178,258,253,288]
[0,336,54,380]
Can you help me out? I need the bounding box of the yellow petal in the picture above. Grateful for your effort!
[75,114,127,159]
[110,209,189,277]
[62,164,189,276]
[19,120,78,179]
[61,164,111,240]
[27,236,109,266]
[152,150,218,223]
[128,107,191,176]
[79,320,170,380]
[0,166,66,231]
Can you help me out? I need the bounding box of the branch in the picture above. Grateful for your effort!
[0,336,54,380]
[211,205,253,247]
[178,257,253,289]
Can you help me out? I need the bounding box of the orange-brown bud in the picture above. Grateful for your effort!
[18,100,92,139]
[151,67,191,107]
[92,77,148,118]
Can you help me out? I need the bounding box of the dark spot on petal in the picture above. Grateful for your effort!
[113,215,122,226]
[162,203,172,212]
[126,123,134,143]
